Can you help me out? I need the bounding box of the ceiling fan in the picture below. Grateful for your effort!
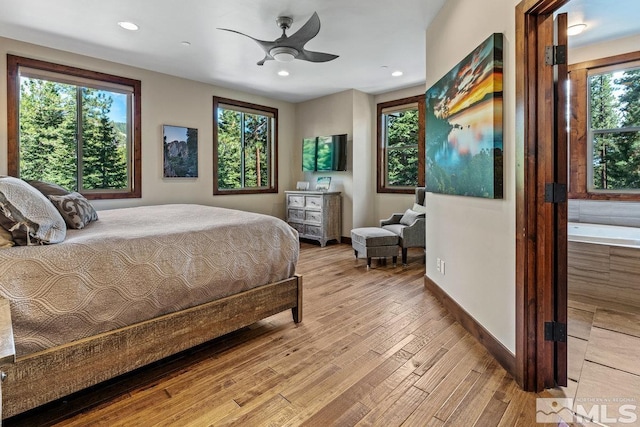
[218,12,339,66]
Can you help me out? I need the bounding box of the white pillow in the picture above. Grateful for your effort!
[0,177,66,245]
[400,208,425,226]
[412,202,427,214]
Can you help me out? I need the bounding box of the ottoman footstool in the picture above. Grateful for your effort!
[350,227,399,268]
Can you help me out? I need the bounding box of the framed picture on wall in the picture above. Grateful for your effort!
[425,33,504,199]
[163,125,198,178]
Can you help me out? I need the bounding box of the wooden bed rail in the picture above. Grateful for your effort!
[0,274,302,419]
[0,298,16,422]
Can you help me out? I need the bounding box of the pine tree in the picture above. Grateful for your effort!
[386,109,419,186]
[612,69,640,189]
[590,69,640,190]
[589,73,621,189]
[243,113,267,188]
[19,78,77,189]
[186,127,198,177]
[81,89,127,189]
[217,109,242,189]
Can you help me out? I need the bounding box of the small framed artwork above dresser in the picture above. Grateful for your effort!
[285,191,341,247]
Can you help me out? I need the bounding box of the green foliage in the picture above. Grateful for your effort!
[302,139,316,171]
[81,89,128,189]
[19,78,128,191]
[385,108,419,187]
[186,127,198,177]
[590,73,620,129]
[315,139,333,171]
[217,109,242,189]
[387,147,418,186]
[618,69,640,127]
[216,108,270,190]
[590,69,640,190]
[19,79,77,190]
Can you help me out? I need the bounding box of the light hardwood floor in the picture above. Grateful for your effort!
[9,243,552,426]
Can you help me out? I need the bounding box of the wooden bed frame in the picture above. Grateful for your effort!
[0,274,302,419]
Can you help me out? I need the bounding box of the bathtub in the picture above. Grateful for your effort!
[567,222,640,311]
[568,222,640,248]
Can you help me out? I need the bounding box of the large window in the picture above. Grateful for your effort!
[377,95,425,193]
[569,52,640,200]
[7,55,141,199]
[213,97,278,194]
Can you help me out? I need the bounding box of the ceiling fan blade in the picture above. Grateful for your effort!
[257,55,274,66]
[286,12,321,48]
[298,49,339,63]
[217,28,276,53]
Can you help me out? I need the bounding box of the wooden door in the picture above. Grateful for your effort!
[551,12,569,387]
[536,10,569,389]
[516,0,571,392]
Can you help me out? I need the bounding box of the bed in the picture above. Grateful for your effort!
[0,203,302,419]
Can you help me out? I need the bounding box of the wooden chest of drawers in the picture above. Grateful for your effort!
[285,191,341,247]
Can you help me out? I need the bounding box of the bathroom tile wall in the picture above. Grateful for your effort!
[569,200,640,227]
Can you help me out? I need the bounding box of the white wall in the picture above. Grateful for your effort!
[352,90,376,228]
[0,36,297,218]
[425,0,517,353]
[570,33,640,65]
[295,90,354,235]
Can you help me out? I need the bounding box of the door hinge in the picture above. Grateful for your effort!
[544,183,567,203]
[545,45,567,66]
[544,321,567,342]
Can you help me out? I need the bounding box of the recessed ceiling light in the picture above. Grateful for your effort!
[118,21,139,31]
[278,70,290,77]
[391,70,403,77]
[567,23,587,36]
[180,41,191,47]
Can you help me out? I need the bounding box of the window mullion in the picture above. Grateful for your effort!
[76,86,84,192]
[384,115,391,187]
[592,126,640,134]
[240,112,246,189]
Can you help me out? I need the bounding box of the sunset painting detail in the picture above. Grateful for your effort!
[425,33,503,199]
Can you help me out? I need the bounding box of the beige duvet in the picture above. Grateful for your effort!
[0,204,299,357]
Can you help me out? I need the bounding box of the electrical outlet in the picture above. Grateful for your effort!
[441,261,446,275]
[436,257,441,272]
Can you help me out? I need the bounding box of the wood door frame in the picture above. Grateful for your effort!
[515,0,570,392]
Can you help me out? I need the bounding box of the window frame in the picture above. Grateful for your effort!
[569,51,640,201]
[212,96,278,195]
[7,55,142,199]
[376,95,425,194]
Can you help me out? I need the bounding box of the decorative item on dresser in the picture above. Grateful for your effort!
[286,191,341,247]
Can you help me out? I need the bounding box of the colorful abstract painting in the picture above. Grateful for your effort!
[425,33,503,199]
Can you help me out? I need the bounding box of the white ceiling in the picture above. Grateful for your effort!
[0,1,639,104]
[0,0,447,103]
[558,0,640,48]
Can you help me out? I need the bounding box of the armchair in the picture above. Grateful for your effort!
[380,187,426,265]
